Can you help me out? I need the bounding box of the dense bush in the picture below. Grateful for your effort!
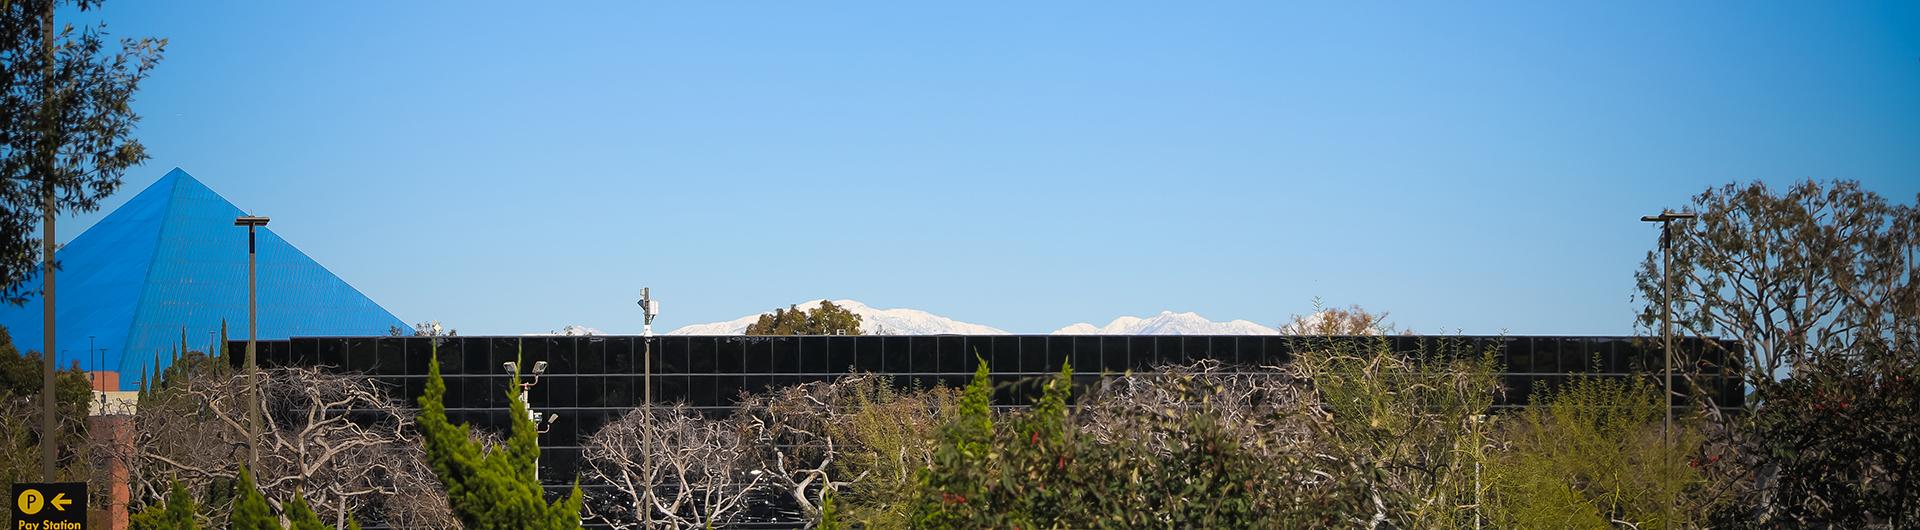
[1485,377,1712,529]
[1713,356,1919,528]
[1293,336,1503,529]
[907,340,1492,529]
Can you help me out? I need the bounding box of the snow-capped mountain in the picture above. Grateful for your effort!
[525,324,602,336]
[667,299,1007,335]
[1052,311,1279,335]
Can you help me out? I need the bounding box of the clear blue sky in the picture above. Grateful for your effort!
[58,2,1920,335]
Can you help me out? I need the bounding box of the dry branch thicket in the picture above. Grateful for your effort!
[116,366,454,529]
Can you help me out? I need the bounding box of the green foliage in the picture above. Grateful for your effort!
[0,325,94,521]
[745,301,864,335]
[282,493,327,530]
[1070,365,1370,528]
[821,375,954,529]
[816,489,844,530]
[1637,179,1917,392]
[1643,180,1920,525]
[0,0,167,304]
[1719,356,1920,528]
[1486,376,1708,529]
[910,356,995,528]
[417,340,583,530]
[1294,335,1502,529]
[914,357,1369,528]
[229,468,278,530]
[129,482,200,530]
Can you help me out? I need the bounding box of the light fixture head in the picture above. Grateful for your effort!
[503,361,517,374]
[234,215,271,227]
[1641,210,1698,222]
[532,361,549,375]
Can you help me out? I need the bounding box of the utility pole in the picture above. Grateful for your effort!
[504,359,552,481]
[1641,210,1694,530]
[636,288,658,527]
[235,215,269,471]
[39,0,59,482]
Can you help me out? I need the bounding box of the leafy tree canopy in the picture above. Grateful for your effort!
[745,301,863,335]
[0,0,166,304]
[1637,179,1917,389]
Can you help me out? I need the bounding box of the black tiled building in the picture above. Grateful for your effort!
[232,334,1741,486]
[232,334,1740,527]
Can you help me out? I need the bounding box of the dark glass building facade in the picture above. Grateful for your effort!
[231,334,1740,527]
[232,334,1740,484]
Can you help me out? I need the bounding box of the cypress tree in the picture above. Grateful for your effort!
[417,340,583,530]
[282,493,327,530]
[129,481,200,530]
[229,468,278,530]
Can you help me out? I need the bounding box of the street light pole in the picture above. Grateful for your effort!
[636,288,658,527]
[1641,209,1694,530]
[235,215,269,471]
[38,0,58,483]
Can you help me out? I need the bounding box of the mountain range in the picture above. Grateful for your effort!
[666,300,1278,335]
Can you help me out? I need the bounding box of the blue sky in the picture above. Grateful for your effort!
[58,2,1920,335]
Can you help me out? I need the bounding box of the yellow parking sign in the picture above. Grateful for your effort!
[10,483,84,530]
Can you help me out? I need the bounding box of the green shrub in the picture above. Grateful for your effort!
[417,341,583,530]
[128,482,200,530]
[822,375,954,529]
[1486,376,1707,529]
[1293,336,1503,529]
[913,357,1370,528]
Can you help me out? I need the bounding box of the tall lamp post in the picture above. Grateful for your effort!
[636,288,659,526]
[235,215,269,470]
[504,360,555,480]
[1641,209,1694,530]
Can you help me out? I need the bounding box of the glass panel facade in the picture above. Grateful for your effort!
[230,332,1744,517]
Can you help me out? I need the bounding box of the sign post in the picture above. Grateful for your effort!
[11,483,85,530]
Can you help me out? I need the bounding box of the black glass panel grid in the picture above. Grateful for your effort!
[802,337,829,373]
[579,338,606,374]
[826,336,856,373]
[243,332,1745,528]
[1071,337,1100,373]
[717,337,745,374]
[936,336,965,374]
[347,338,375,371]
[772,338,800,373]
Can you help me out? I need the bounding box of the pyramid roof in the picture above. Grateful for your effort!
[0,168,405,388]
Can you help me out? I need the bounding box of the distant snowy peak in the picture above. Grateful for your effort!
[666,299,1007,336]
[525,324,601,336]
[1052,311,1278,335]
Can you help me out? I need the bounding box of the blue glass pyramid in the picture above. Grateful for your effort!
[0,168,406,389]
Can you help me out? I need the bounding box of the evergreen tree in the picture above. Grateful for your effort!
[282,493,327,530]
[816,490,844,530]
[911,356,994,527]
[229,468,278,530]
[128,481,199,530]
[417,341,583,530]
